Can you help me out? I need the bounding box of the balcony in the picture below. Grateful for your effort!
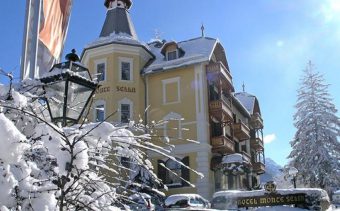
[251,138,264,150]
[233,122,250,141]
[211,135,234,154]
[206,62,232,85]
[241,151,252,166]
[250,112,263,129]
[209,95,233,121]
[253,162,265,174]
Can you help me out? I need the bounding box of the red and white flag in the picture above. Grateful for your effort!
[39,0,72,59]
[21,0,73,79]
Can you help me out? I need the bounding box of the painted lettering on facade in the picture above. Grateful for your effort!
[237,194,306,208]
[116,86,136,93]
[96,86,110,94]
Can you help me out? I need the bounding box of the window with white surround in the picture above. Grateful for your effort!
[162,77,180,104]
[94,100,105,122]
[167,50,177,61]
[95,59,106,82]
[119,57,133,81]
[163,112,182,139]
[118,98,133,123]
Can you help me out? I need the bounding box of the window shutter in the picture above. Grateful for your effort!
[181,156,190,187]
[157,160,166,186]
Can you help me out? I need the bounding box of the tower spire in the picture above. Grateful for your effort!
[242,82,246,92]
[100,0,138,40]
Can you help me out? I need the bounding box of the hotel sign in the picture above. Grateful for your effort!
[237,193,306,208]
[95,86,136,94]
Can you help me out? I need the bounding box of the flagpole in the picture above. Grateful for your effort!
[20,0,32,80]
[30,0,42,79]
[20,0,42,80]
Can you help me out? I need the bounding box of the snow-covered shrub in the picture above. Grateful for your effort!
[0,79,201,210]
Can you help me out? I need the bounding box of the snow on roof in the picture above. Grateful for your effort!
[234,92,257,115]
[252,207,308,211]
[143,37,218,74]
[213,188,329,200]
[85,32,150,50]
[222,153,244,164]
[165,194,206,206]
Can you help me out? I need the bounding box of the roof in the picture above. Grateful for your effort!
[234,92,259,115]
[231,94,251,118]
[100,7,138,40]
[143,37,218,74]
[85,32,146,49]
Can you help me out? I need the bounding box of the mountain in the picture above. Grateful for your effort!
[260,158,282,183]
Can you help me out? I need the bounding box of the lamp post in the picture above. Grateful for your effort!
[40,49,99,126]
[288,167,298,188]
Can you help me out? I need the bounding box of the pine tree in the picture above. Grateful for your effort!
[288,61,340,193]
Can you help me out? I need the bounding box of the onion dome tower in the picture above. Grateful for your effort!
[100,0,138,40]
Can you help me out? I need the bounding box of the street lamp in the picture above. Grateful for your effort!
[40,49,98,126]
[288,167,298,188]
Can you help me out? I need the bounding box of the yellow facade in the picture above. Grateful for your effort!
[80,0,265,200]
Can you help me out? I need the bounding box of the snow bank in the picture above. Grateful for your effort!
[0,113,29,164]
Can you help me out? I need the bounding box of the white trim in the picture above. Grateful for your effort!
[119,57,133,82]
[93,100,106,122]
[82,43,149,65]
[148,143,211,157]
[195,64,210,144]
[196,150,212,199]
[162,77,181,105]
[118,98,133,122]
[94,58,107,82]
[163,112,182,139]
[182,121,197,126]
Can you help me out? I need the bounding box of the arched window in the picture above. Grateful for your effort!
[163,112,182,139]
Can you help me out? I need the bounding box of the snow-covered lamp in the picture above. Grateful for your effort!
[40,49,98,126]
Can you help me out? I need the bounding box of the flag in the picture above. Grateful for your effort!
[39,0,72,60]
[21,0,73,79]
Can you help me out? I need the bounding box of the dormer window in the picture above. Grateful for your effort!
[161,41,185,61]
[167,50,177,61]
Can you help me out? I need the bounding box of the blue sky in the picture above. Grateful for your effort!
[0,0,339,166]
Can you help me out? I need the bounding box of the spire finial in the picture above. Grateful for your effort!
[154,29,162,40]
[242,82,245,92]
[201,24,205,37]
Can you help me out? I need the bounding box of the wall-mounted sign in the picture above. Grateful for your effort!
[116,86,136,93]
[237,193,306,208]
[96,86,110,94]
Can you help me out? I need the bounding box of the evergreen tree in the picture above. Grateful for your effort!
[288,61,340,193]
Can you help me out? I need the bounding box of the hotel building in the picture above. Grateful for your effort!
[81,0,265,199]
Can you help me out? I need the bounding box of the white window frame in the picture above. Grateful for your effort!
[166,50,178,61]
[118,98,133,123]
[94,58,107,82]
[93,100,106,122]
[162,77,181,105]
[119,57,133,82]
[163,112,182,139]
